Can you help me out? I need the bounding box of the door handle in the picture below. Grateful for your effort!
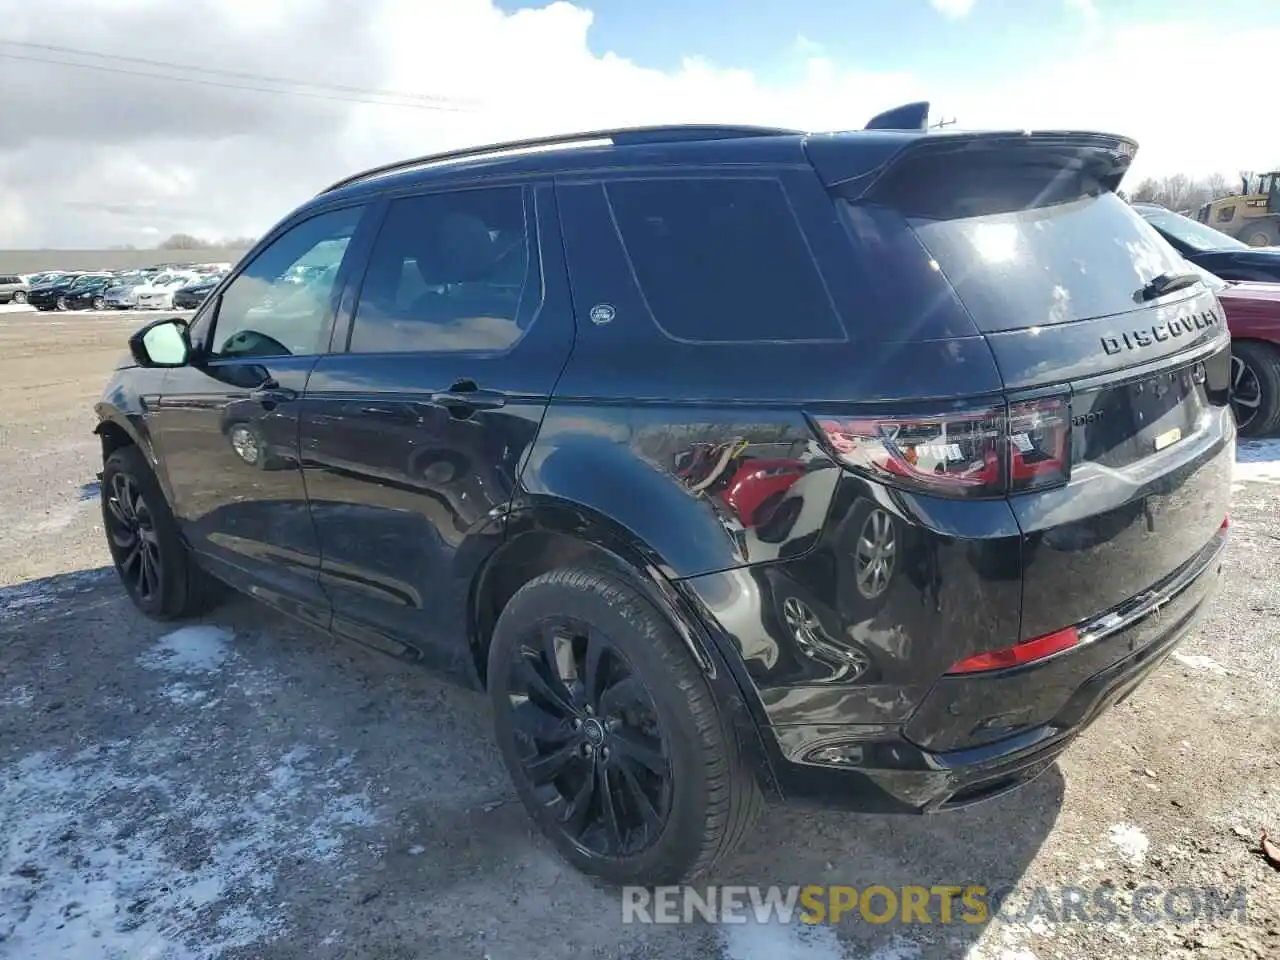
[249,380,298,405]
[429,381,506,412]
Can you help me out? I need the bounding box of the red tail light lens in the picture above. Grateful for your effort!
[811,396,1069,499]
[946,626,1080,674]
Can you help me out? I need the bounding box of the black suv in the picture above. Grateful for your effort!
[95,103,1233,885]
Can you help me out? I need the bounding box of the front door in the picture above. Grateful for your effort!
[151,204,368,628]
[300,184,574,678]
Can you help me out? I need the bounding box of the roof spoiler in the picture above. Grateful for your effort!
[864,101,930,131]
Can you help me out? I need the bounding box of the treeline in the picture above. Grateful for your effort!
[1125,172,1238,214]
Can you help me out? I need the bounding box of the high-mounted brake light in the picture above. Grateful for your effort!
[811,396,1070,499]
[946,626,1081,674]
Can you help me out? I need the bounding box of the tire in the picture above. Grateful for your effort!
[1240,220,1280,248]
[488,566,762,885]
[12,290,26,304]
[101,445,226,619]
[55,296,68,311]
[1232,341,1280,437]
[92,296,106,311]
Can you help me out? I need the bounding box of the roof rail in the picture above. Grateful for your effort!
[317,123,802,195]
[864,101,931,132]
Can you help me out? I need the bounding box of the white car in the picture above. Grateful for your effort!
[133,273,200,310]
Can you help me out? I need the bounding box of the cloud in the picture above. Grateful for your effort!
[0,0,1273,247]
[1064,0,1100,22]
[930,0,976,18]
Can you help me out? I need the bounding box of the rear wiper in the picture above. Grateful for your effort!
[1137,272,1202,302]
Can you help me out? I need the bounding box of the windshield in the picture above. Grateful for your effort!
[1137,207,1249,252]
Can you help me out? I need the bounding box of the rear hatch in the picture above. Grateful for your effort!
[812,131,1234,639]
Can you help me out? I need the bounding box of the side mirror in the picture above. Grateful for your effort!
[129,317,192,368]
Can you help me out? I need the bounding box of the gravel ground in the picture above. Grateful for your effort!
[1,311,1278,960]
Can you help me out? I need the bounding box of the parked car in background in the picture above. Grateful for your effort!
[1135,203,1280,283]
[1183,262,1280,436]
[172,276,221,310]
[134,272,200,310]
[104,272,152,310]
[0,274,30,304]
[97,112,1233,885]
[63,273,119,311]
[28,272,94,311]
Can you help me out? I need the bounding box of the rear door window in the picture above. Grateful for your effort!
[349,186,534,354]
[603,177,846,343]
[902,192,1190,333]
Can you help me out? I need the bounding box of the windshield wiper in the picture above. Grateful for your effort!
[1137,272,1202,302]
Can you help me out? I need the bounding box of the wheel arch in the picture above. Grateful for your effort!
[470,497,715,687]
[469,494,782,798]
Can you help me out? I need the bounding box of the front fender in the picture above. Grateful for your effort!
[94,366,169,497]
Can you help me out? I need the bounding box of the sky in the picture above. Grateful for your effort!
[0,0,1276,248]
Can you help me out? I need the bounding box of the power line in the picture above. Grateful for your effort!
[0,39,473,107]
[0,50,473,112]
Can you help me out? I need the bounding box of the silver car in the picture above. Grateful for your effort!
[0,274,30,304]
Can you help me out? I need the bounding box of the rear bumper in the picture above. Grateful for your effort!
[751,525,1226,813]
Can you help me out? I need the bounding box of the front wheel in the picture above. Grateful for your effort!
[102,445,226,619]
[55,296,68,311]
[1241,220,1280,248]
[1231,341,1280,438]
[488,566,761,885]
[12,290,26,304]
[91,296,106,310]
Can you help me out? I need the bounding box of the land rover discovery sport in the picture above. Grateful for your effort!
[95,102,1233,885]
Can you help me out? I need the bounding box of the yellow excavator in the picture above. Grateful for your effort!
[1196,171,1280,247]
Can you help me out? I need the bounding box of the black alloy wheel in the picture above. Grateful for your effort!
[504,614,672,859]
[104,471,162,604]
[1231,342,1280,437]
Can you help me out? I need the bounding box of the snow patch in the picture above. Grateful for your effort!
[1107,823,1150,862]
[1172,652,1230,676]
[963,921,1040,960]
[139,625,235,674]
[0,739,378,958]
[720,917,847,960]
[0,684,35,708]
[1235,439,1280,485]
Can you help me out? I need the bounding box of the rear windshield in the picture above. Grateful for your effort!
[895,193,1190,333]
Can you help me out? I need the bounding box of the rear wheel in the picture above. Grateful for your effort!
[488,566,761,885]
[55,296,68,311]
[11,290,26,304]
[102,445,226,619]
[91,296,106,310]
[1231,341,1280,437]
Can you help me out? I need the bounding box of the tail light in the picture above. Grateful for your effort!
[946,626,1080,674]
[810,396,1070,499]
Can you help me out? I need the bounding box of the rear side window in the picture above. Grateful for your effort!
[350,187,534,354]
[902,193,1190,332]
[604,178,846,343]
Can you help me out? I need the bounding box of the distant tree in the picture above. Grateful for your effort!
[1127,171,1241,213]
[219,235,258,248]
[107,243,137,250]
[157,233,209,250]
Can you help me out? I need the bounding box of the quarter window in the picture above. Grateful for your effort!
[603,177,846,343]
[205,205,362,359]
[349,187,533,354]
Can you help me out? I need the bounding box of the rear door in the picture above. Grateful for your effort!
[830,136,1234,636]
[300,182,574,676]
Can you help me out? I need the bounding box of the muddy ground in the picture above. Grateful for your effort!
[2,310,1278,959]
